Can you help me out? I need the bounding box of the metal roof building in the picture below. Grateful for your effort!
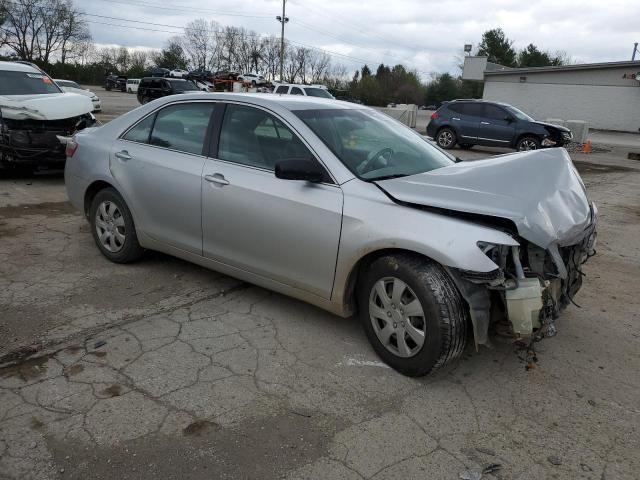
[463,57,640,132]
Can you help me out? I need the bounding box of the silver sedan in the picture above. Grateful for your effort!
[65,93,597,376]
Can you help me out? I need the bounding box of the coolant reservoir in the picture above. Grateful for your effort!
[506,278,543,336]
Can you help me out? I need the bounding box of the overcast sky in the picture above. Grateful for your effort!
[82,0,639,77]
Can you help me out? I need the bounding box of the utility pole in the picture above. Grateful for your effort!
[276,0,289,81]
[632,42,639,61]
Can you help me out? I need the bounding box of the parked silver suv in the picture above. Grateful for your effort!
[64,93,597,376]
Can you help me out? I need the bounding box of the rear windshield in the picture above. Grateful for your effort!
[169,80,199,92]
[0,70,61,95]
[304,88,333,99]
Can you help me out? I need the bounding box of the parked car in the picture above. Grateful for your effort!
[169,69,189,78]
[238,73,267,86]
[426,99,573,151]
[126,78,141,94]
[136,77,200,104]
[55,79,102,112]
[104,74,127,92]
[0,61,95,173]
[188,69,213,81]
[273,83,334,99]
[65,93,597,376]
[150,68,170,78]
[213,69,240,80]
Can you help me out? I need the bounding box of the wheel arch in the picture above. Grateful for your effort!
[83,180,115,218]
[338,248,442,316]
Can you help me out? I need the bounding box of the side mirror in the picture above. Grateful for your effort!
[275,159,325,183]
[504,116,514,123]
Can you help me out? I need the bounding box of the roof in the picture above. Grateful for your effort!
[0,61,42,73]
[151,92,358,111]
[485,60,640,76]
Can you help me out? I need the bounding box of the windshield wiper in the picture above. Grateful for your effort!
[370,173,409,181]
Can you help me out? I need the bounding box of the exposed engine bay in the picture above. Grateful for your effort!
[0,112,95,170]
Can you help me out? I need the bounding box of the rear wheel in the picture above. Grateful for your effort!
[357,254,468,376]
[516,136,540,151]
[90,188,144,264]
[436,127,457,149]
[141,96,151,105]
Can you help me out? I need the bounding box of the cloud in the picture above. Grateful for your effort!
[79,0,638,77]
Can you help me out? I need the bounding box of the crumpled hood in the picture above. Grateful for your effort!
[0,93,93,121]
[375,148,591,248]
[60,87,97,99]
[533,120,570,132]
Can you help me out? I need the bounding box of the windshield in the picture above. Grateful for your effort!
[170,80,199,92]
[304,88,333,99]
[57,80,82,89]
[0,70,61,95]
[295,108,453,180]
[506,105,534,122]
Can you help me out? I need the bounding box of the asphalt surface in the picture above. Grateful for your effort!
[0,91,639,479]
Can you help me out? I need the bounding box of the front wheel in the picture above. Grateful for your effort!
[436,127,457,149]
[357,254,468,376]
[90,188,144,263]
[141,96,151,105]
[516,136,540,151]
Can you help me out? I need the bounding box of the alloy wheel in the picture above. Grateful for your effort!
[95,201,126,253]
[369,277,426,358]
[438,130,453,148]
[519,139,538,150]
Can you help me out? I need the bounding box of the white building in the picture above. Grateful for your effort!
[463,56,640,132]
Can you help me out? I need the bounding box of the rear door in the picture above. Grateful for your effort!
[110,101,216,254]
[477,104,517,146]
[448,102,482,142]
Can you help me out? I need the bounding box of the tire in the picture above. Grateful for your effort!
[127,88,132,93]
[357,254,468,377]
[436,127,457,149]
[516,136,541,151]
[459,144,473,150]
[141,96,151,105]
[251,80,257,87]
[89,188,144,264]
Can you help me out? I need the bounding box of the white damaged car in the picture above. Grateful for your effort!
[0,61,95,173]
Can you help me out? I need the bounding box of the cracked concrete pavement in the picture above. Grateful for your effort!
[1,145,639,479]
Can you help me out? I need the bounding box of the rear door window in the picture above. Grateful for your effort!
[275,85,289,94]
[290,87,304,95]
[148,103,215,155]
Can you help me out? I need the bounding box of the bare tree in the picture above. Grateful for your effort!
[0,0,89,63]
[261,36,281,81]
[308,50,331,83]
[182,19,217,70]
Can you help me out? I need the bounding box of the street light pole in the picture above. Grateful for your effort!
[276,0,288,82]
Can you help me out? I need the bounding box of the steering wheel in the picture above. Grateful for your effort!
[358,148,394,175]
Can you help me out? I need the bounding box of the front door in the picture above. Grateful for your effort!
[202,103,343,298]
[110,101,215,254]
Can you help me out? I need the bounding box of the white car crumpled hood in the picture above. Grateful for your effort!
[0,92,93,121]
[375,148,592,249]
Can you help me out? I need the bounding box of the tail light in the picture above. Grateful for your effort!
[431,112,439,120]
[65,139,79,158]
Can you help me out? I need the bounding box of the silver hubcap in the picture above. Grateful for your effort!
[519,139,537,150]
[95,201,126,253]
[369,277,426,358]
[438,130,453,147]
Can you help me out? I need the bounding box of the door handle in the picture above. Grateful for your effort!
[452,117,460,121]
[115,150,132,161]
[204,174,230,186]
[480,121,490,125]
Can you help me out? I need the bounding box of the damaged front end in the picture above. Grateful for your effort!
[0,110,95,170]
[449,203,597,346]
